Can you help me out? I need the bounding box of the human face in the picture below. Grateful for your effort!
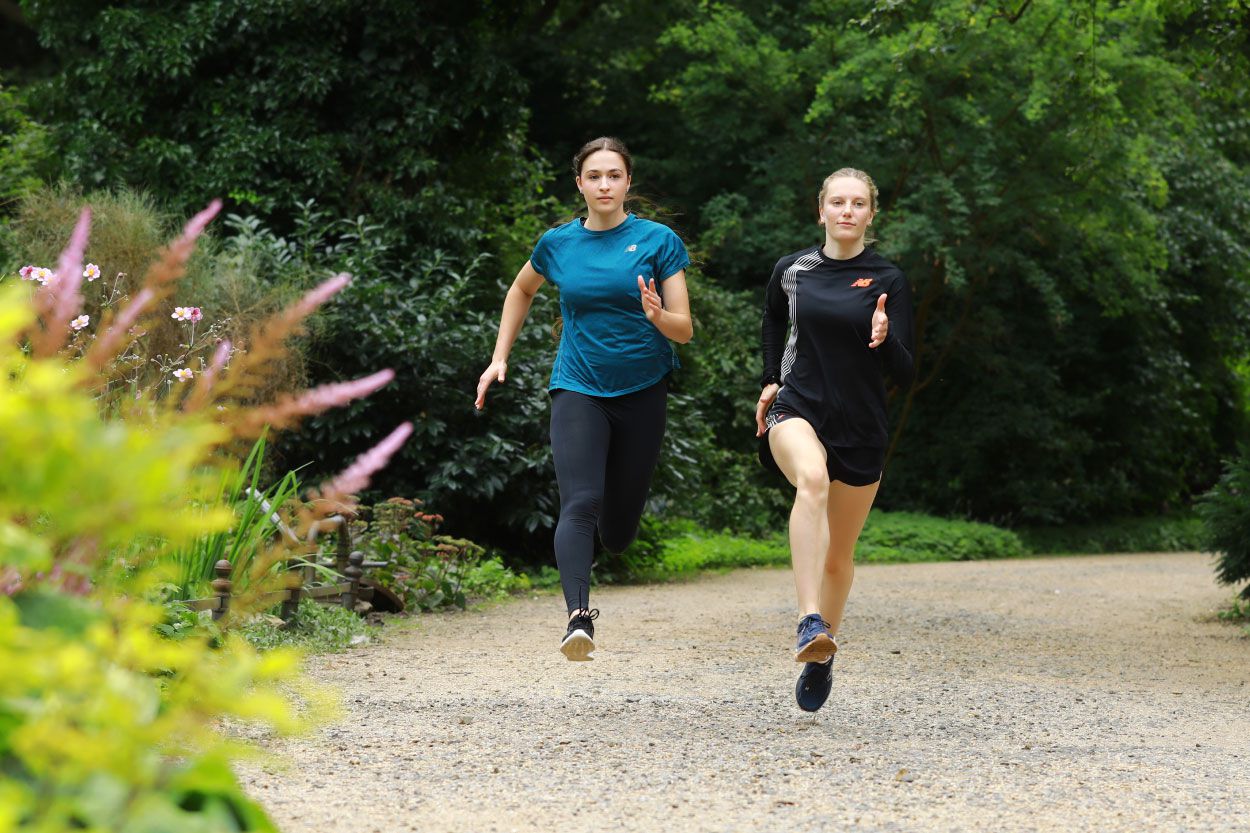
[576,150,631,218]
[818,177,874,244]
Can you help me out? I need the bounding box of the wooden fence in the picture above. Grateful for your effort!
[183,513,400,622]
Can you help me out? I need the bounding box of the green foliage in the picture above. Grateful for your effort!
[518,0,1250,525]
[349,498,512,611]
[241,597,374,654]
[462,556,531,601]
[164,434,302,601]
[0,282,322,831]
[24,1,549,258]
[0,79,49,227]
[14,0,1249,545]
[614,510,1026,582]
[8,186,311,408]
[1216,598,1250,637]
[1198,447,1250,599]
[1019,515,1205,556]
[855,511,1027,564]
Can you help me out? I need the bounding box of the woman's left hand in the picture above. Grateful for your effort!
[868,293,889,348]
[638,275,663,322]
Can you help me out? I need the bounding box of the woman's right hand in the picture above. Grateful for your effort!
[755,383,780,437]
[475,359,508,410]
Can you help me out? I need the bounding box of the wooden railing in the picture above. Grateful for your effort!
[183,513,393,622]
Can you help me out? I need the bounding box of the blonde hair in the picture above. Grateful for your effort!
[818,167,878,212]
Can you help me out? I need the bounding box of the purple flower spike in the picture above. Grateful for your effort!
[320,421,413,499]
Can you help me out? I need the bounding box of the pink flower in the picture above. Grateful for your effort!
[83,263,101,281]
[36,268,54,285]
[318,422,413,499]
[19,265,36,281]
[172,307,193,322]
[189,307,203,322]
[173,368,194,382]
[70,315,90,331]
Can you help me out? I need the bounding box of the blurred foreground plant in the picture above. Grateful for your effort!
[0,204,411,831]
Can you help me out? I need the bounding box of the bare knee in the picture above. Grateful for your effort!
[823,551,854,577]
[794,466,829,504]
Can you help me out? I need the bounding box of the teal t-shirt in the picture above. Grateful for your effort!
[530,214,690,397]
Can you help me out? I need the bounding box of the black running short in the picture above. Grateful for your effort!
[759,400,884,487]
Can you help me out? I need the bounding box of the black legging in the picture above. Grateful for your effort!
[550,380,667,613]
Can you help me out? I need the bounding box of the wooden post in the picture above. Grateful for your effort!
[342,550,363,612]
[211,559,232,622]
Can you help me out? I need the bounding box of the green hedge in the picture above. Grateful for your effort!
[1018,515,1204,556]
[616,510,1027,581]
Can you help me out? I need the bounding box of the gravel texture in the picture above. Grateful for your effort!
[241,552,1249,832]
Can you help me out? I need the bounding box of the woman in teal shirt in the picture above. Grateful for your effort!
[475,137,692,661]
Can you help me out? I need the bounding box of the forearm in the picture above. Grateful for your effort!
[652,309,693,343]
[491,284,537,362]
[761,313,786,385]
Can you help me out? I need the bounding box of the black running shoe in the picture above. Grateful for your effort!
[560,608,599,661]
[795,656,834,712]
[794,613,836,662]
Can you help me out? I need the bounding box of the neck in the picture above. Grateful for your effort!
[822,238,866,260]
[584,207,628,231]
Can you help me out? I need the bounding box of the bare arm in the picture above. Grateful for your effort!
[475,260,546,410]
[638,269,693,344]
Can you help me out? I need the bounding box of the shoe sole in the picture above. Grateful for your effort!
[796,662,834,712]
[560,629,595,661]
[795,633,837,663]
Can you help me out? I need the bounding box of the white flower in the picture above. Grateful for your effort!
[70,315,90,331]
[83,263,101,281]
[171,307,193,321]
[173,368,194,382]
[36,268,54,285]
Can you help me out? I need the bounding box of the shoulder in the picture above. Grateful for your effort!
[632,216,683,244]
[537,218,581,246]
[863,249,906,284]
[770,245,822,278]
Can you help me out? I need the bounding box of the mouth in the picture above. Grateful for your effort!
[837,222,856,227]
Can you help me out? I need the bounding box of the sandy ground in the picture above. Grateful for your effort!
[240,552,1249,832]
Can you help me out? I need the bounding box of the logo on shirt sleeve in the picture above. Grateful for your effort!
[626,244,638,252]
[851,277,874,288]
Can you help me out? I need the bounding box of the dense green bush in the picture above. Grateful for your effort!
[1198,448,1250,600]
[23,0,549,259]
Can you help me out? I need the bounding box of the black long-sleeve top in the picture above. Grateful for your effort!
[761,245,915,448]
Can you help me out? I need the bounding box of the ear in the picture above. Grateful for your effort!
[575,175,584,192]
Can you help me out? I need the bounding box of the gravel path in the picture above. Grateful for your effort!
[241,553,1248,832]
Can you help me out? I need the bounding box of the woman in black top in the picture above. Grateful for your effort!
[755,167,914,712]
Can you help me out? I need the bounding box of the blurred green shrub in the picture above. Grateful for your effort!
[1198,447,1250,600]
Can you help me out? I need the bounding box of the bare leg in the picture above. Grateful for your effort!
[767,419,830,616]
[819,478,880,636]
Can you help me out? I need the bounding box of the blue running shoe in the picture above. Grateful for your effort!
[794,613,836,663]
[795,656,834,712]
[560,608,599,661]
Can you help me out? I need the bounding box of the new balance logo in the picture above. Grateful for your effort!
[852,278,874,288]
[626,244,638,252]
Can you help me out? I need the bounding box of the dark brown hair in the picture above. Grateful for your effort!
[572,136,633,177]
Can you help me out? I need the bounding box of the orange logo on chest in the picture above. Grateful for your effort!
[851,278,874,288]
